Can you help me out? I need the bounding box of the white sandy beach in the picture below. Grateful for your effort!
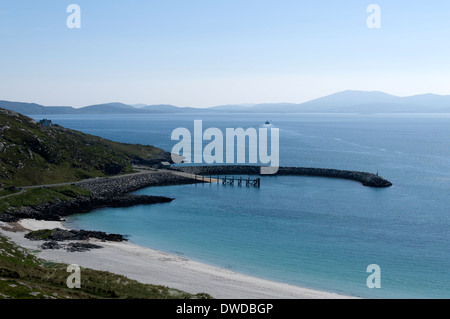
[0,219,354,299]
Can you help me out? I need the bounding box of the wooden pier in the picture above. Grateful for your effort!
[194,175,261,188]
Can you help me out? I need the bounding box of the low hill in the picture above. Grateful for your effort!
[0,108,170,186]
[0,100,77,115]
[3,90,450,114]
[79,102,142,114]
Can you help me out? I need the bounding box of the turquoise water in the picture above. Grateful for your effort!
[31,113,450,298]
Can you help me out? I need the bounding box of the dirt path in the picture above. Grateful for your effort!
[0,189,25,200]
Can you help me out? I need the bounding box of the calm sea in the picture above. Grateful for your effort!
[30,113,450,298]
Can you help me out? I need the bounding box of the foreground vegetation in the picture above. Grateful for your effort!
[0,235,210,299]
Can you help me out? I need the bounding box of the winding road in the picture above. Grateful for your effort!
[0,167,167,200]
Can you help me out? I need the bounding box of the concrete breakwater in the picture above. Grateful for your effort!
[177,165,393,188]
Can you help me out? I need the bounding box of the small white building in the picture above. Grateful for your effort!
[39,119,53,127]
[158,161,171,169]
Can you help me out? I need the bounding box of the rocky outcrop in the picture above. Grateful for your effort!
[40,241,61,250]
[40,240,103,252]
[177,165,393,188]
[0,194,174,222]
[25,228,126,242]
[26,228,125,252]
[66,242,103,252]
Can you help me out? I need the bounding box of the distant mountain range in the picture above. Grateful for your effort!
[2,90,450,114]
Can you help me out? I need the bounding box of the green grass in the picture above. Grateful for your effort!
[23,229,53,241]
[0,185,91,215]
[48,185,91,197]
[0,235,211,299]
[0,189,21,197]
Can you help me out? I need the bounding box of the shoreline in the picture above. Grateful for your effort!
[0,166,379,298]
[0,219,356,299]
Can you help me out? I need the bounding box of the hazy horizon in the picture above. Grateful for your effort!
[3,89,450,109]
[2,1,450,108]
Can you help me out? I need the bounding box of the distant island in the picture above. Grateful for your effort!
[2,90,450,114]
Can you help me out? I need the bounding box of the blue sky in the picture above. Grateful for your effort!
[1,0,450,107]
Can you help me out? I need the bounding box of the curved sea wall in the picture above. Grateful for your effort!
[0,166,392,223]
[177,165,393,188]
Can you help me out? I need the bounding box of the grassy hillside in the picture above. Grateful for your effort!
[0,108,170,187]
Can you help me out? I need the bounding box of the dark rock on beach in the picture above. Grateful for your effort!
[25,228,127,242]
[39,240,103,252]
[28,228,123,252]
[66,242,103,252]
[40,241,61,250]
